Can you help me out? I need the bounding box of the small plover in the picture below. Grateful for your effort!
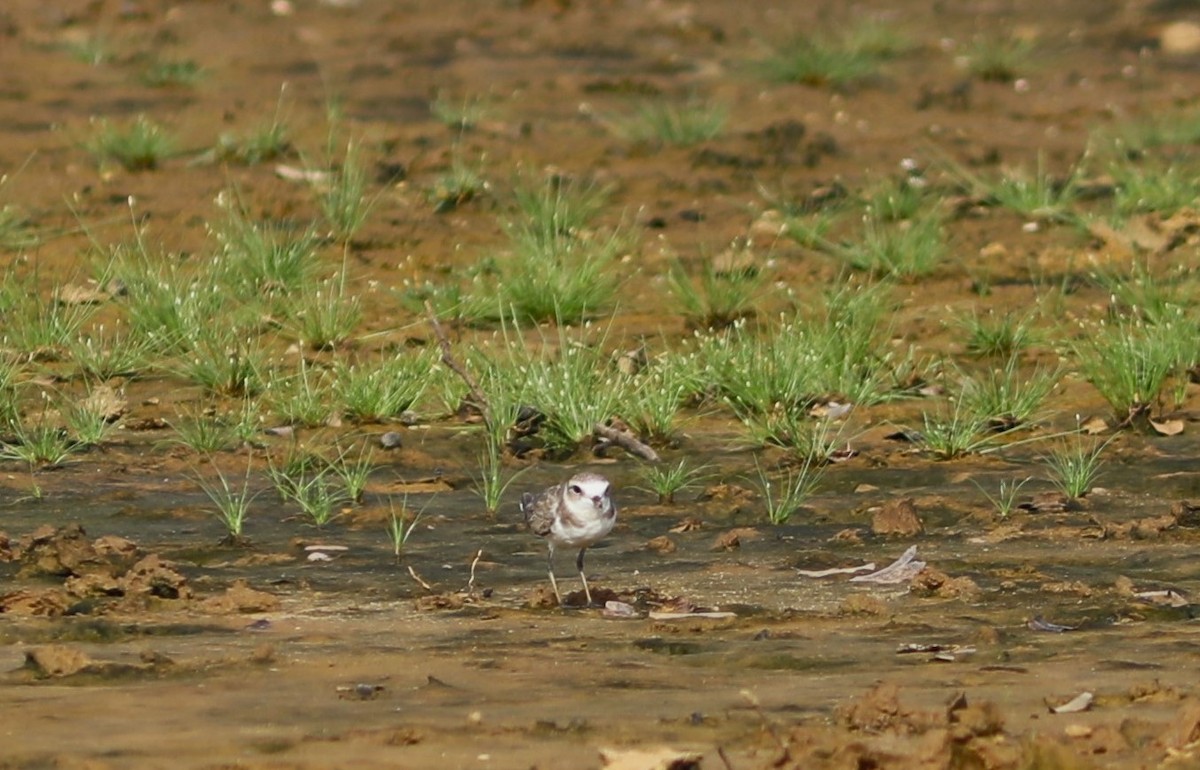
[521,471,616,606]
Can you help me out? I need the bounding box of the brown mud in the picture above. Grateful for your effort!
[4,1,1200,768]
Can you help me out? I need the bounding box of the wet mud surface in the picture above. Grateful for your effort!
[4,1,1200,768]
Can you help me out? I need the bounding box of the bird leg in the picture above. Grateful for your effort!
[577,547,593,606]
[546,547,562,604]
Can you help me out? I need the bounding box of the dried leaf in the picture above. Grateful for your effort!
[82,385,126,421]
[1150,418,1185,436]
[56,283,108,306]
[648,611,736,620]
[796,563,876,578]
[850,546,925,584]
[275,164,330,184]
[1049,691,1093,714]
[602,600,640,619]
[668,518,703,534]
[599,746,702,770]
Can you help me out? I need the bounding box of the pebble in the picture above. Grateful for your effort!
[1161,21,1200,55]
[379,431,403,449]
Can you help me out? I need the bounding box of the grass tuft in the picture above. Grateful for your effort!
[86,115,178,171]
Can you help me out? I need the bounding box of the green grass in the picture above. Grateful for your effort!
[430,91,494,131]
[781,207,842,250]
[745,412,843,465]
[484,323,634,454]
[985,156,1082,223]
[667,255,768,329]
[334,349,435,423]
[68,325,156,380]
[613,96,728,146]
[0,204,38,251]
[141,58,204,87]
[518,342,633,453]
[63,34,111,66]
[319,141,375,243]
[754,455,824,525]
[1,414,77,468]
[171,411,237,454]
[700,282,910,415]
[213,205,321,297]
[958,309,1037,357]
[86,115,178,171]
[918,402,995,460]
[635,458,713,504]
[863,176,930,222]
[959,357,1059,430]
[757,21,905,88]
[1098,109,1200,156]
[0,358,23,428]
[105,241,226,353]
[1109,159,1200,219]
[838,214,945,279]
[178,326,270,398]
[621,361,694,444]
[470,437,528,516]
[1073,319,1184,423]
[215,119,291,165]
[328,443,374,503]
[4,285,97,361]
[386,498,425,562]
[1043,439,1108,498]
[429,153,488,213]
[492,221,632,325]
[961,34,1035,82]
[287,470,345,528]
[512,175,612,239]
[471,177,632,324]
[266,358,334,428]
[197,461,257,543]
[1091,262,1194,327]
[286,275,363,350]
[64,392,119,448]
[974,476,1032,518]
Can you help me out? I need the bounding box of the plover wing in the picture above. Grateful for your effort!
[521,484,560,538]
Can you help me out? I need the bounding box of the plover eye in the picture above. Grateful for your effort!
[568,484,582,495]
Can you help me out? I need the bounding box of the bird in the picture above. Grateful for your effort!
[521,471,616,607]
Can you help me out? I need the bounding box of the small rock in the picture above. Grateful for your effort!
[200,579,280,614]
[645,536,676,554]
[24,645,93,678]
[911,566,980,599]
[1161,21,1200,55]
[831,528,863,543]
[841,594,888,615]
[379,431,404,449]
[121,554,193,600]
[250,643,275,664]
[1064,723,1093,739]
[872,498,924,537]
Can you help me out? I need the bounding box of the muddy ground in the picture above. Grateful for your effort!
[4,0,1200,768]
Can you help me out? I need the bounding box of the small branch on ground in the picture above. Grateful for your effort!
[424,301,492,426]
[407,564,433,591]
[593,422,661,463]
[465,548,483,595]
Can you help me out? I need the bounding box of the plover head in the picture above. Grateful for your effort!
[562,472,612,516]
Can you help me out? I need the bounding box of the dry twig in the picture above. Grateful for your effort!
[593,422,661,462]
[425,300,492,426]
[407,564,433,591]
